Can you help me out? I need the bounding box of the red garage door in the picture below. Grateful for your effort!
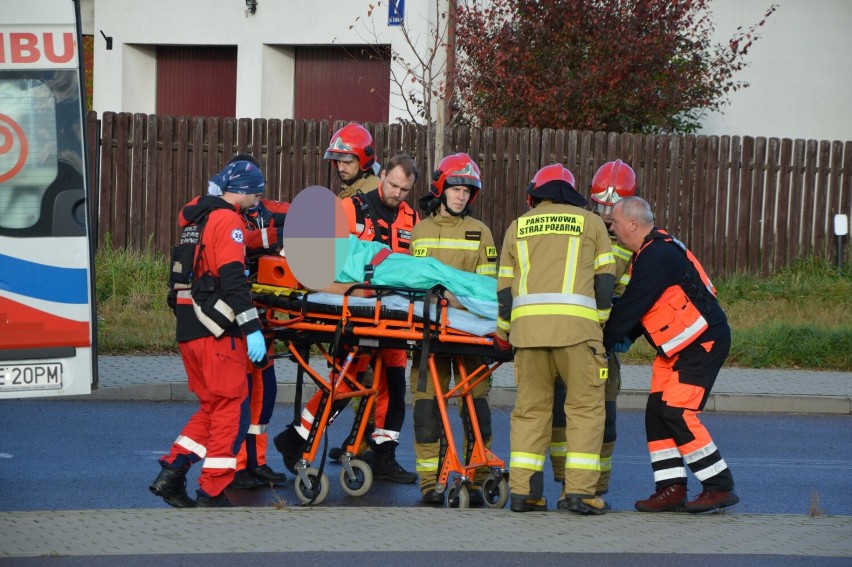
[294,45,390,126]
[156,46,237,117]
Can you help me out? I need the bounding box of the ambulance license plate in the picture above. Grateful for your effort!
[0,363,63,391]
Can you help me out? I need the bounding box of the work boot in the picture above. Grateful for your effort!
[150,464,196,508]
[196,490,233,508]
[372,443,418,483]
[421,488,445,506]
[557,495,607,515]
[273,425,305,474]
[510,496,547,512]
[684,490,740,513]
[635,484,687,513]
[228,469,262,490]
[248,464,286,485]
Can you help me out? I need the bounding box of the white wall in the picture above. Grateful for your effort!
[699,0,852,142]
[92,0,443,123]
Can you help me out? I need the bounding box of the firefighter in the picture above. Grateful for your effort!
[497,163,616,515]
[550,160,637,496]
[325,122,381,199]
[409,153,499,506]
[324,124,380,460]
[274,154,421,484]
[208,154,289,490]
[604,196,738,513]
[150,159,268,508]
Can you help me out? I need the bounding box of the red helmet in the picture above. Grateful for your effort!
[590,160,636,206]
[527,164,576,209]
[431,153,482,203]
[324,123,375,171]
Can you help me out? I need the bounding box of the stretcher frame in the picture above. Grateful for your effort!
[253,283,511,507]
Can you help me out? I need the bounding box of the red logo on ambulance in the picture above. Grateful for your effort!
[0,115,28,183]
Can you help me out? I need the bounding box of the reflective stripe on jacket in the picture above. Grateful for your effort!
[410,213,498,277]
[496,201,616,348]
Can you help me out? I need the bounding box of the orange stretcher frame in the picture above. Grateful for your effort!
[252,283,511,508]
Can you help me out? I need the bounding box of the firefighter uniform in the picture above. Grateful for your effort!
[603,227,735,504]
[409,212,499,495]
[551,238,632,492]
[498,164,615,515]
[338,172,380,200]
[156,193,262,504]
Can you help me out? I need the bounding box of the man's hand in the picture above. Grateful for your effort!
[246,330,267,364]
[612,337,633,354]
[494,335,512,353]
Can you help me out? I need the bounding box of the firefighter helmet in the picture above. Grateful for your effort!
[590,159,636,206]
[526,163,576,209]
[324,123,375,171]
[431,153,482,203]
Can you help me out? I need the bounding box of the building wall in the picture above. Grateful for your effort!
[88,0,851,142]
[91,0,442,123]
[699,0,852,141]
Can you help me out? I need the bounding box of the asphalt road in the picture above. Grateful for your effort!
[1,400,850,515]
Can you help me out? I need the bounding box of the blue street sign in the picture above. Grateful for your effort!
[388,0,405,26]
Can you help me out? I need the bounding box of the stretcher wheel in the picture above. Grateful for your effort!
[481,476,509,509]
[446,484,470,509]
[294,467,330,505]
[339,459,373,497]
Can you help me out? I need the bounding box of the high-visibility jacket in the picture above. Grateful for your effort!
[338,173,380,200]
[603,228,728,356]
[171,195,262,342]
[496,200,616,348]
[341,187,418,253]
[410,213,498,277]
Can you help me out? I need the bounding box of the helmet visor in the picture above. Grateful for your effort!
[591,186,623,207]
[324,150,356,162]
[444,175,481,190]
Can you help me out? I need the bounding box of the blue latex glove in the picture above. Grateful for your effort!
[246,330,267,363]
[612,337,633,354]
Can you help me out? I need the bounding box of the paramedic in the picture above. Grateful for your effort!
[496,163,615,515]
[604,196,738,513]
[214,154,289,490]
[409,153,499,505]
[151,160,267,508]
[274,154,421,483]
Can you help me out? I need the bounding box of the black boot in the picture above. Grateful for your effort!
[196,490,233,508]
[372,442,418,484]
[150,464,196,508]
[273,425,305,474]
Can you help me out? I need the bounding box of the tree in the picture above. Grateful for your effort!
[455,0,777,133]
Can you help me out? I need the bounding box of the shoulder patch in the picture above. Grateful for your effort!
[486,245,498,259]
[231,228,245,244]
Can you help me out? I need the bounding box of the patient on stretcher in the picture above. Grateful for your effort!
[314,235,497,321]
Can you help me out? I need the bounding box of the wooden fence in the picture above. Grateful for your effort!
[88,111,851,277]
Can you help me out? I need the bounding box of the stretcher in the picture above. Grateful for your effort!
[253,281,512,508]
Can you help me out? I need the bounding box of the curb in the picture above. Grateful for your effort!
[73,382,852,414]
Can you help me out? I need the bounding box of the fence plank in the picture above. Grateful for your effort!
[702,136,718,273]
[825,140,845,259]
[814,140,832,257]
[788,139,806,262]
[801,139,819,256]
[762,138,779,275]
[749,137,767,274]
[775,138,793,270]
[112,113,131,249]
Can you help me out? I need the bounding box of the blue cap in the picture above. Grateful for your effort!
[209,160,265,195]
